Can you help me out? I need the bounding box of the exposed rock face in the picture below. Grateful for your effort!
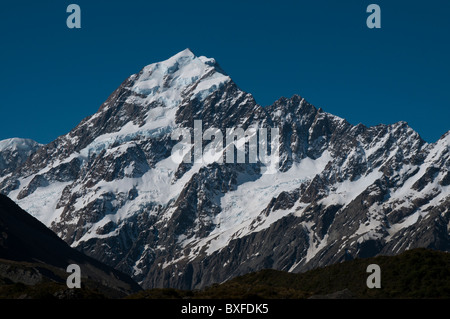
[0,49,449,289]
[0,138,42,176]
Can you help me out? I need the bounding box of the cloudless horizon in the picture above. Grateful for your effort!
[1,0,449,144]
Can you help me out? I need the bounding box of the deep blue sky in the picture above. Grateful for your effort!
[0,0,449,144]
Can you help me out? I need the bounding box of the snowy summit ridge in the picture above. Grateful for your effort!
[130,48,230,105]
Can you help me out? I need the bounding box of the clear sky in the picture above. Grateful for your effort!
[0,0,449,144]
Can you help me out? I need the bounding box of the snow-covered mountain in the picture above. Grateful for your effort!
[1,49,449,289]
[0,138,42,176]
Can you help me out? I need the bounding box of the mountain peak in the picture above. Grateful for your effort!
[0,138,41,152]
[131,49,230,105]
[0,138,42,175]
[172,48,195,58]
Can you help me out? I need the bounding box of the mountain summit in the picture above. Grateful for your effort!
[0,138,42,176]
[0,50,449,289]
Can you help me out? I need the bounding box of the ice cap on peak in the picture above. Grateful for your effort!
[140,48,224,77]
[167,48,219,66]
[131,49,231,104]
[173,48,195,58]
[0,138,42,152]
[160,48,196,67]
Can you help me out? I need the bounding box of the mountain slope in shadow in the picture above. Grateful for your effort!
[129,248,450,299]
[0,194,141,298]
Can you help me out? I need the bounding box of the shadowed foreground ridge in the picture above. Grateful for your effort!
[128,248,450,299]
[0,194,141,298]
